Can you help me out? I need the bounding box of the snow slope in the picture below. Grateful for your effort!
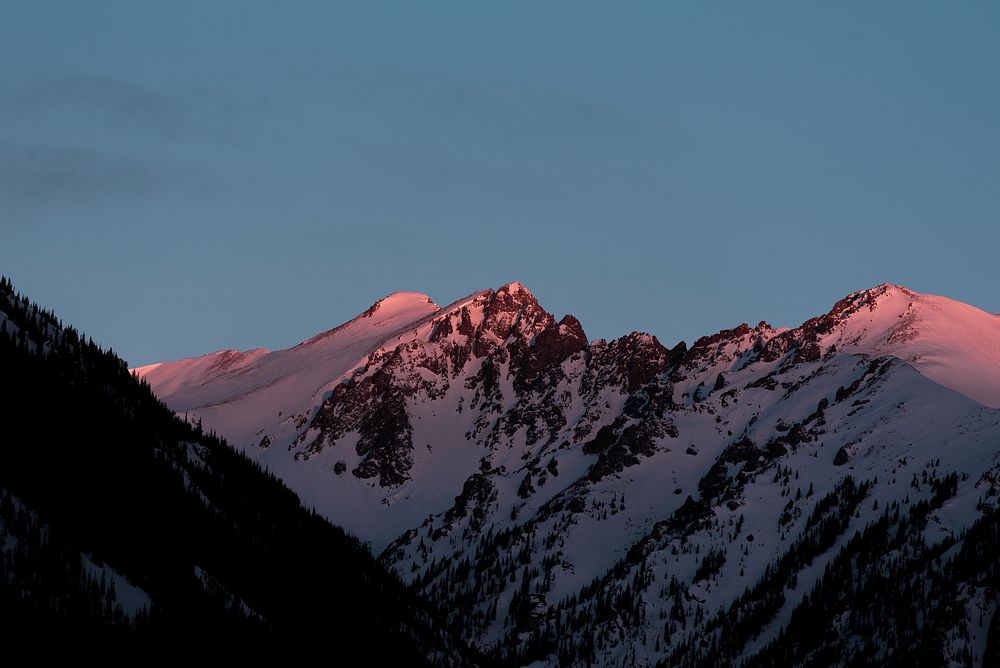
[808,283,1000,409]
[135,291,444,446]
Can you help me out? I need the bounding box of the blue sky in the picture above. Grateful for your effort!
[1,2,998,365]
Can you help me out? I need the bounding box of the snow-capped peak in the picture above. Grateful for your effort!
[492,281,543,309]
[828,283,1000,408]
[499,280,530,295]
[296,291,439,349]
[361,291,437,318]
[133,290,441,444]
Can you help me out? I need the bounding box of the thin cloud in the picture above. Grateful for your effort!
[0,142,211,215]
[7,75,162,118]
[324,61,670,150]
[0,74,265,144]
[0,75,264,215]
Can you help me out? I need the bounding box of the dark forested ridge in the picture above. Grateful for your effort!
[0,276,476,661]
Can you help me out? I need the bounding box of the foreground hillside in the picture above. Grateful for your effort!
[141,281,1000,666]
[0,276,474,662]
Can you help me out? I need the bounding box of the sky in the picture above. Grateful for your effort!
[1,2,998,366]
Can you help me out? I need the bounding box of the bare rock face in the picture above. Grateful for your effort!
[517,314,588,381]
[293,283,690,491]
[481,282,553,341]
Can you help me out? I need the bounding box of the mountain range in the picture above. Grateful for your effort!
[134,280,1000,666]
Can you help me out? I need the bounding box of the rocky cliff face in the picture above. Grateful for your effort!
[138,282,1000,666]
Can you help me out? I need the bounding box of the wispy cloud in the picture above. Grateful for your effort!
[0,142,213,216]
[4,75,162,118]
[0,74,263,142]
[324,61,669,150]
[0,75,261,215]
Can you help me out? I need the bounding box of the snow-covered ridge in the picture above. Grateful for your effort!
[132,287,503,444]
[295,291,439,348]
[133,290,443,442]
[137,281,1000,414]
[828,283,1000,408]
